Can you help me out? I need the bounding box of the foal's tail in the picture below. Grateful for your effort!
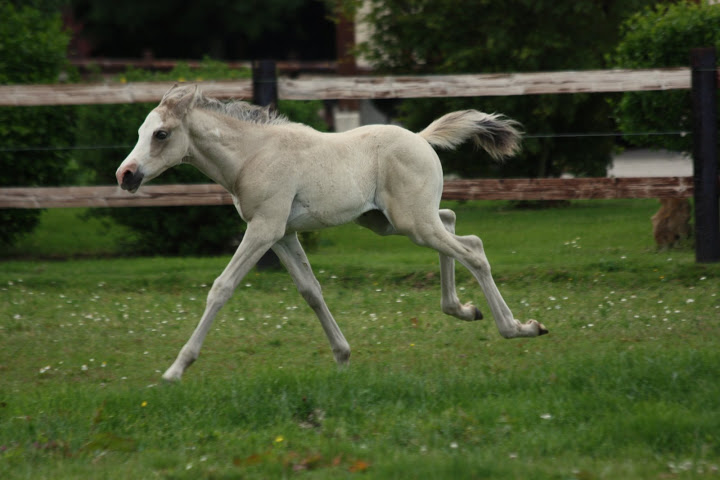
[418,110,522,160]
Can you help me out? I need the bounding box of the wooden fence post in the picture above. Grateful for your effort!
[252,60,282,269]
[691,47,720,263]
[252,60,278,110]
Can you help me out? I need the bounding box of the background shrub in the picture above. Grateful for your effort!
[611,1,720,153]
[0,3,73,246]
[350,0,660,179]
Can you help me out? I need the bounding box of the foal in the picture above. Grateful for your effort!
[116,84,547,381]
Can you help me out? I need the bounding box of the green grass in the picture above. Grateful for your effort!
[1,200,720,479]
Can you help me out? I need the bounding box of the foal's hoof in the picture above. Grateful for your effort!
[523,319,548,337]
[161,369,183,382]
[474,307,484,320]
[532,320,549,336]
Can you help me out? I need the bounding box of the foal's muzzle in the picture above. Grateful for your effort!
[120,169,144,193]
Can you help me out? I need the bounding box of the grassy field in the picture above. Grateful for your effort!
[1,200,720,479]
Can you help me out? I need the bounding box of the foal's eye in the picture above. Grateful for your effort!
[153,130,169,140]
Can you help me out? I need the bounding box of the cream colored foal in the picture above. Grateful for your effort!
[115,85,547,381]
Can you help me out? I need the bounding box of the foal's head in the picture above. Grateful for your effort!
[116,84,199,192]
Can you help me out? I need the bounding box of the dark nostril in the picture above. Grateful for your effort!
[120,167,144,192]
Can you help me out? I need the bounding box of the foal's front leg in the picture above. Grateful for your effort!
[162,221,283,381]
[272,233,350,364]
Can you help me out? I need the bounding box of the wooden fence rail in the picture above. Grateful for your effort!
[0,67,704,106]
[0,177,700,209]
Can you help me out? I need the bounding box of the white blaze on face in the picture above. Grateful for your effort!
[116,111,165,186]
[131,111,164,164]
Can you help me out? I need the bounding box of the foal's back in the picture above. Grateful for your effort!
[278,122,443,231]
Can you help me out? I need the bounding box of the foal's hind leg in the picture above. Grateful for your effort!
[272,233,350,365]
[439,209,483,321]
[355,209,480,321]
[396,214,547,338]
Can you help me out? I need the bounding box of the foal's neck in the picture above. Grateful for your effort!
[186,109,262,194]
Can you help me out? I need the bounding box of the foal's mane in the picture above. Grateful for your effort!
[195,93,290,126]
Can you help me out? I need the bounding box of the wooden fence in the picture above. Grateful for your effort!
[1,59,718,260]
[1,66,706,208]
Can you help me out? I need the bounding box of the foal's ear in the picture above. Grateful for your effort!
[161,83,180,102]
[160,84,200,118]
[177,85,201,116]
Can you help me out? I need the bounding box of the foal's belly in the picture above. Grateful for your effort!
[286,193,375,232]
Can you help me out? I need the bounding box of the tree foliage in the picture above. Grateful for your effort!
[610,1,720,153]
[349,0,661,178]
[0,2,73,246]
[70,0,335,60]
